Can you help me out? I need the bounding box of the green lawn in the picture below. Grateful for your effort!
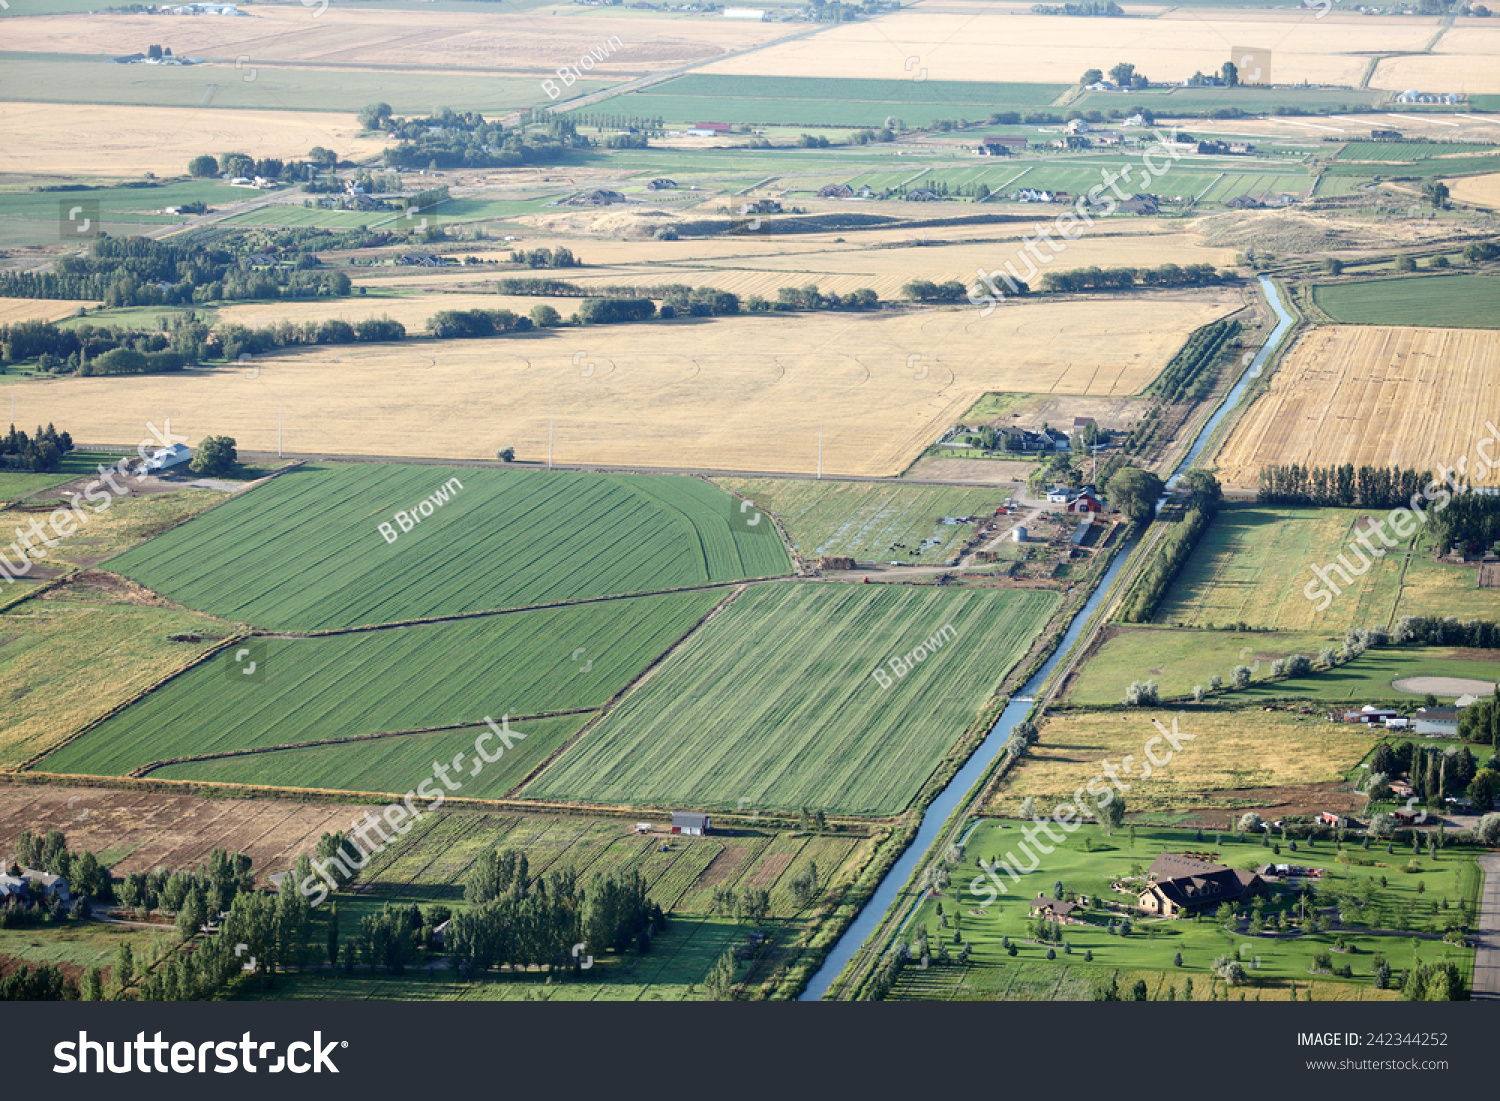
[1067,626,1500,706]
[1312,275,1500,329]
[714,477,1005,565]
[524,581,1060,816]
[884,821,1475,1000]
[105,463,792,631]
[39,588,720,778]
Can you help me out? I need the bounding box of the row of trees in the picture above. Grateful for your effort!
[508,247,580,269]
[1118,471,1221,622]
[10,829,112,899]
[1039,264,1232,294]
[1144,318,1240,406]
[1257,463,1431,508]
[1427,495,1500,555]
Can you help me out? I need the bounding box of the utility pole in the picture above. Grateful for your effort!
[548,417,554,469]
[817,424,823,480]
[278,404,283,458]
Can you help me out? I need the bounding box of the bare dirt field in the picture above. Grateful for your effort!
[2,7,795,73]
[1391,675,1497,696]
[0,297,100,324]
[1370,24,1500,95]
[698,8,1436,87]
[0,782,359,880]
[17,291,1237,476]
[0,102,388,177]
[1215,325,1500,490]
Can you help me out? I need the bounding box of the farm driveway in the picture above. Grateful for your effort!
[1474,853,1500,1000]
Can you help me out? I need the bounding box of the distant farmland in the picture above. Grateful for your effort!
[1312,275,1500,329]
[39,589,723,778]
[105,464,790,631]
[578,74,1068,127]
[523,582,1060,816]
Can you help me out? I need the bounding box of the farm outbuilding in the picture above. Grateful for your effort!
[671,811,711,836]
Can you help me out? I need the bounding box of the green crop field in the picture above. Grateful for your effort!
[152,712,591,798]
[1073,87,1386,113]
[882,821,1473,1001]
[105,463,791,631]
[1066,626,1500,706]
[1311,275,1500,329]
[523,581,1060,816]
[1336,142,1500,162]
[38,589,722,778]
[579,75,1069,127]
[714,478,1005,565]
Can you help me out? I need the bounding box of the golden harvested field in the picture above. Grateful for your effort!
[215,293,581,331]
[361,224,1237,300]
[1445,172,1500,209]
[0,102,388,177]
[984,709,1379,816]
[4,7,794,73]
[1215,325,1500,491]
[19,292,1236,476]
[0,298,100,324]
[698,8,1435,87]
[1370,25,1500,95]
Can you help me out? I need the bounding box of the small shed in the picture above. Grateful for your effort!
[143,443,192,473]
[671,811,711,836]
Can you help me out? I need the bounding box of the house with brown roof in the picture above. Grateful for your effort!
[1136,853,1262,917]
[1028,895,1081,920]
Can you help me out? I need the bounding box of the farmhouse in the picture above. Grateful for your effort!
[976,137,1026,156]
[671,811,711,836]
[1017,188,1055,203]
[1116,195,1159,216]
[1028,894,1080,920]
[819,183,855,198]
[1137,853,1263,917]
[1046,485,1076,504]
[0,873,28,898]
[1067,487,1105,514]
[906,189,939,202]
[1049,136,1090,150]
[1370,129,1403,141]
[569,189,626,206]
[647,178,678,190]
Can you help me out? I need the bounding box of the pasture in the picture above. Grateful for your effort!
[39,588,721,778]
[1214,325,1500,490]
[986,708,1380,816]
[1311,275,1500,329]
[523,581,1060,816]
[0,575,228,770]
[354,810,869,918]
[34,293,1239,477]
[591,74,1069,127]
[103,464,790,631]
[713,478,1006,565]
[1064,626,1500,707]
[886,821,1472,1001]
[1153,506,1410,633]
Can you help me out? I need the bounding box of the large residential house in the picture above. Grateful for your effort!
[1136,853,1263,917]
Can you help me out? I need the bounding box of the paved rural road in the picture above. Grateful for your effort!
[1473,853,1500,999]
